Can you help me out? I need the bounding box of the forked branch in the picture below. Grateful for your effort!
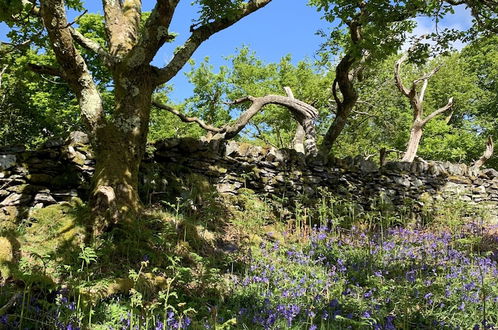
[153,0,272,86]
[395,53,454,162]
[70,28,114,67]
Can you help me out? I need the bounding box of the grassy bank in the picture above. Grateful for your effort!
[0,193,497,329]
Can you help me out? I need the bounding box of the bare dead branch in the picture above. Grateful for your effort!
[416,65,442,103]
[472,136,494,169]
[414,64,442,85]
[394,53,412,97]
[152,100,224,133]
[421,97,454,126]
[284,86,305,152]
[0,65,8,90]
[227,96,254,105]
[222,93,319,140]
[284,86,294,99]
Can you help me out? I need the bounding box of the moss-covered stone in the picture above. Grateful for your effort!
[208,164,228,174]
[238,188,255,195]
[0,206,26,224]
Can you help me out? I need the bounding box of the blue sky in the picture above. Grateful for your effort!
[153,0,330,102]
[1,0,473,103]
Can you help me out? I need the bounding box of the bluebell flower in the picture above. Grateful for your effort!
[155,320,164,330]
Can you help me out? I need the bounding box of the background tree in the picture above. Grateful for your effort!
[309,0,435,158]
[394,52,454,162]
[324,50,490,164]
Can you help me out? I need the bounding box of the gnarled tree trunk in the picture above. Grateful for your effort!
[30,0,272,236]
[471,136,494,170]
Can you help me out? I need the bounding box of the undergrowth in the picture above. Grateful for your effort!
[0,189,497,329]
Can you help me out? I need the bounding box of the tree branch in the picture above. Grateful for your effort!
[0,65,8,91]
[394,53,412,97]
[222,93,318,139]
[152,100,224,133]
[40,0,105,132]
[70,28,114,67]
[0,39,32,55]
[421,97,453,126]
[27,63,64,77]
[154,0,272,86]
[472,136,494,169]
[102,0,124,55]
[416,64,441,103]
[130,0,180,66]
[21,0,40,16]
[332,79,342,107]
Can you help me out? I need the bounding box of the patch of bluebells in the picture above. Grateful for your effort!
[228,224,498,329]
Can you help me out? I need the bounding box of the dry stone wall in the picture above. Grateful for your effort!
[2,132,498,225]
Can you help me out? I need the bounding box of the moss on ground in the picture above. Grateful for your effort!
[0,236,14,281]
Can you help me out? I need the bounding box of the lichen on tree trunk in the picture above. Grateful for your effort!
[89,70,153,235]
[32,0,273,237]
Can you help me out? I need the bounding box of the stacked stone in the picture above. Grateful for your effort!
[0,132,94,223]
[2,133,498,224]
[151,139,498,221]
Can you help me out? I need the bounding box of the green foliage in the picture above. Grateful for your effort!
[184,58,231,128]
[0,48,81,147]
[193,0,246,25]
[171,47,333,147]
[310,0,424,63]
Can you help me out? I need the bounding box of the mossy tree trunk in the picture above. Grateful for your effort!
[31,0,272,235]
[89,67,154,234]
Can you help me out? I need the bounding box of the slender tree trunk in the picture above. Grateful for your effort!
[319,103,353,157]
[89,67,153,235]
[402,122,423,162]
